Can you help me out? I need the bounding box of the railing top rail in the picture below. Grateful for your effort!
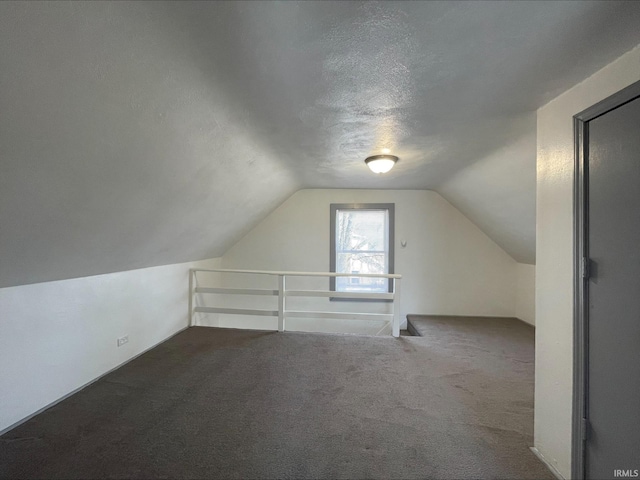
[191,268,402,279]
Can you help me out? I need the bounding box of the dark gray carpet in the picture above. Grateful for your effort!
[0,321,553,479]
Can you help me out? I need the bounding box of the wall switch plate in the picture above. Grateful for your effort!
[117,335,129,347]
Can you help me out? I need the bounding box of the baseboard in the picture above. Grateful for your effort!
[530,447,565,480]
[406,314,533,328]
[0,325,189,437]
[407,313,520,320]
[406,317,421,336]
[515,317,536,327]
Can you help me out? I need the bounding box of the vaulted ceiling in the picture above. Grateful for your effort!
[1,1,640,288]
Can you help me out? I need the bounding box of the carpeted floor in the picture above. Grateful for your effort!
[0,318,553,479]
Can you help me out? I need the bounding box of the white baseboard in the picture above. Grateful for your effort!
[530,446,566,480]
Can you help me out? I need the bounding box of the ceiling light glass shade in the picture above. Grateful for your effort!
[365,154,398,174]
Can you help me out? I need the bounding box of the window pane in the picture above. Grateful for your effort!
[331,204,393,295]
[336,210,387,252]
[336,252,386,275]
[336,275,387,293]
[336,210,389,293]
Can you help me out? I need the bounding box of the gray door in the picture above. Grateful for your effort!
[585,95,640,479]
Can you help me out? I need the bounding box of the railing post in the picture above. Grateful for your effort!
[188,269,194,327]
[278,275,285,332]
[392,278,401,338]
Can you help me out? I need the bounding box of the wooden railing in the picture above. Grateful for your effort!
[189,268,402,337]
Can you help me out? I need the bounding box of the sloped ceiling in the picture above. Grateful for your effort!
[1,1,640,287]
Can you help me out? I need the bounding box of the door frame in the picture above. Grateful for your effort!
[572,79,640,480]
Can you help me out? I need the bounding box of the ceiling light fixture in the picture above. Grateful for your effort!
[365,154,398,174]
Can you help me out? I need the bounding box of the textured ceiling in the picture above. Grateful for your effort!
[1,1,640,287]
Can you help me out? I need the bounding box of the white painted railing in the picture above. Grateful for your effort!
[189,268,402,337]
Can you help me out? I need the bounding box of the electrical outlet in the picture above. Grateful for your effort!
[117,335,129,347]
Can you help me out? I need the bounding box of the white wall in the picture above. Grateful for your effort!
[535,44,640,479]
[439,120,537,264]
[0,257,220,433]
[515,263,535,325]
[208,189,517,333]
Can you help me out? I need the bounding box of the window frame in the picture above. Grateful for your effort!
[329,203,395,300]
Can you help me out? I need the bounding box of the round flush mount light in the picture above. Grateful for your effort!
[365,154,398,174]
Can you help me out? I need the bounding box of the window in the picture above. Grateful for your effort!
[330,203,395,295]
